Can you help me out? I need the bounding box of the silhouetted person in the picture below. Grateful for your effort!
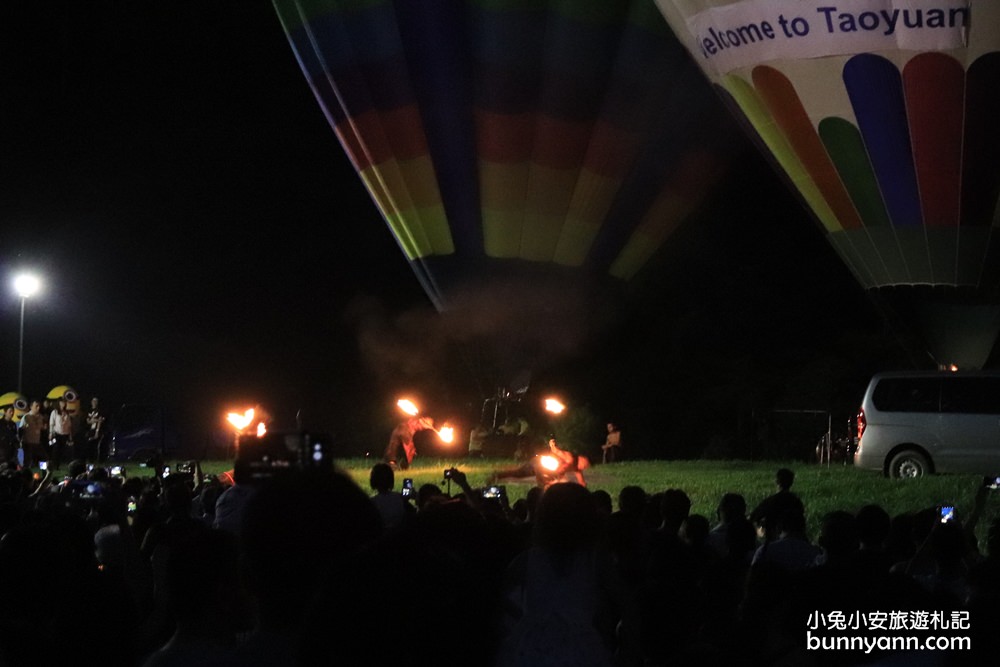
[236,469,382,665]
[591,488,613,516]
[141,528,250,667]
[854,503,894,576]
[706,492,752,558]
[497,483,636,666]
[749,468,804,542]
[368,462,413,530]
[0,406,19,465]
[213,459,256,537]
[643,489,700,663]
[751,509,820,571]
[85,396,106,461]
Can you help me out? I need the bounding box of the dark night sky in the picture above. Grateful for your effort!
[0,2,908,457]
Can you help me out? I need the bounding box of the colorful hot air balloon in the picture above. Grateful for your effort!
[656,0,1000,368]
[273,0,736,381]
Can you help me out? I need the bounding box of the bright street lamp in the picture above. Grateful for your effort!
[13,273,41,393]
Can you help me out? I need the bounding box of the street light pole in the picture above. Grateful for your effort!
[18,295,26,393]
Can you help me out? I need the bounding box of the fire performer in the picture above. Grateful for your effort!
[545,437,587,486]
[491,437,588,488]
[384,416,434,470]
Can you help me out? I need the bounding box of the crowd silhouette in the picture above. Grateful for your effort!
[0,458,997,666]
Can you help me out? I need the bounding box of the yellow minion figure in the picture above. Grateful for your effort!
[0,392,30,420]
[47,386,81,414]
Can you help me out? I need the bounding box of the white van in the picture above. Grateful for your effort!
[854,371,1000,478]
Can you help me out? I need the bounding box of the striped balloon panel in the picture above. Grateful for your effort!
[275,0,732,306]
[718,50,1000,288]
[275,0,454,307]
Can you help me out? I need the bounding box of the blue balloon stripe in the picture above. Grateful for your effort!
[395,0,483,256]
[587,64,723,270]
[601,20,684,133]
[843,54,923,228]
[472,5,653,123]
[304,9,416,115]
[470,4,548,73]
[309,2,403,66]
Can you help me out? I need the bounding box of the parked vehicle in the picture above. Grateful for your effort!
[107,404,176,462]
[854,371,1000,478]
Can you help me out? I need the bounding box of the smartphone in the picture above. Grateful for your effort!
[984,476,1000,490]
[39,461,48,471]
[87,464,95,472]
[110,465,124,477]
[482,485,505,499]
[127,498,137,513]
[939,505,956,523]
[402,478,414,498]
[161,466,171,479]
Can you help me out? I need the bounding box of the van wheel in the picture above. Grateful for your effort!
[889,451,930,479]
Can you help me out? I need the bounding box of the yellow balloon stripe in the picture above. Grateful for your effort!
[480,161,528,258]
[519,165,577,262]
[722,74,843,233]
[359,155,454,259]
[555,171,621,267]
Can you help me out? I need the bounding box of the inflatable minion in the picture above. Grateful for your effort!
[0,392,29,420]
[47,386,81,414]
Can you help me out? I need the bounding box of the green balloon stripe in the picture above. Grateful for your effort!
[818,117,892,229]
[721,75,842,233]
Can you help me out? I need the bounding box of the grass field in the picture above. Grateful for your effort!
[192,457,999,547]
[107,457,1000,549]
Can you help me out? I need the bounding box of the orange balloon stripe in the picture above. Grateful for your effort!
[579,119,641,178]
[903,53,964,228]
[336,106,429,170]
[556,170,624,266]
[611,150,722,280]
[531,115,592,171]
[752,66,864,230]
[476,110,534,162]
[476,111,636,177]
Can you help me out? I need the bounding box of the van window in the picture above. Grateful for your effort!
[939,377,1000,414]
[872,378,940,412]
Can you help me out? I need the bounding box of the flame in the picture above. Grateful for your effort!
[438,426,454,443]
[540,455,560,471]
[256,422,267,437]
[544,398,565,414]
[227,408,255,431]
[397,398,419,416]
